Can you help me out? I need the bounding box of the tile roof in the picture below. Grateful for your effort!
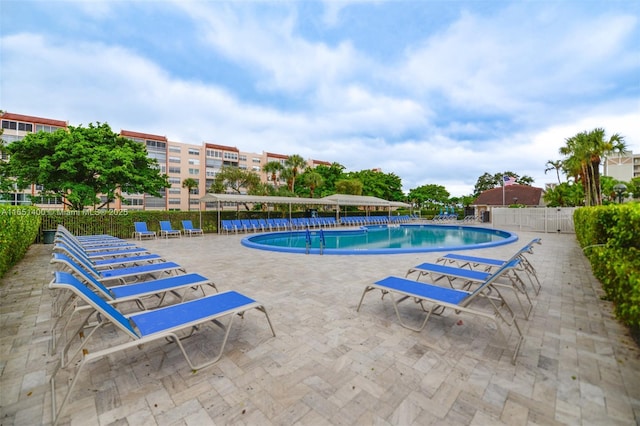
[473,184,544,206]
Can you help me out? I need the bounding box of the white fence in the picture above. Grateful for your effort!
[491,207,577,233]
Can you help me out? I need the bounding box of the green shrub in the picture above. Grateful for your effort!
[0,206,42,279]
[574,203,640,331]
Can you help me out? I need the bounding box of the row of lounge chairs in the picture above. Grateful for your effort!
[221,215,416,234]
[357,238,542,364]
[133,220,204,239]
[48,225,275,425]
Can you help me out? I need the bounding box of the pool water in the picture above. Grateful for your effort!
[241,224,517,255]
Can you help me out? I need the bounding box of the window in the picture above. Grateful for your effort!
[125,198,144,206]
[168,198,181,205]
[188,148,200,156]
[239,154,247,162]
[168,166,181,174]
[168,188,181,194]
[168,177,181,184]
[169,156,181,163]
[252,158,261,163]
[223,152,238,161]
[188,168,199,175]
[188,159,200,166]
[1,120,17,130]
[169,146,181,153]
[206,149,222,158]
[146,140,166,149]
[37,124,61,133]
[2,121,34,132]
[239,164,247,170]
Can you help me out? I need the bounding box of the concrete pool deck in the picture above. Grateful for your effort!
[1,228,639,425]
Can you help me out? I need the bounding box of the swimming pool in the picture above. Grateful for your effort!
[241,224,517,255]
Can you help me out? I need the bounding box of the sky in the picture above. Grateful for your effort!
[1,0,639,197]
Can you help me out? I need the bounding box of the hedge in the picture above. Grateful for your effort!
[574,203,640,332]
[0,206,42,279]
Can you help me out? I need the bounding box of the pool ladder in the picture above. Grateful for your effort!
[305,229,326,255]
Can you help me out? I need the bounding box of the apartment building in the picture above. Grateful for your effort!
[1,112,68,207]
[1,111,329,210]
[604,151,640,181]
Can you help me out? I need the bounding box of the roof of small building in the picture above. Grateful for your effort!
[473,184,544,206]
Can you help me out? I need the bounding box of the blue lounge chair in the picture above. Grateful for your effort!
[241,219,257,232]
[54,242,164,270]
[405,260,533,319]
[133,222,157,240]
[49,271,275,425]
[55,233,150,257]
[357,259,524,364]
[221,220,236,234]
[232,219,246,232]
[51,252,185,285]
[436,238,542,295]
[159,221,182,238]
[182,220,204,237]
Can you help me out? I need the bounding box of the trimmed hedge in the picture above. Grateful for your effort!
[574,203,640,332]
[0,206,42,279]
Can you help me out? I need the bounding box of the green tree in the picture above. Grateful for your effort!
[335,178,363,195]
[311,162,345,197]
[472,171,533,197]
[301,170,324,198]
[559,128,627,206]
[262,161,283,187]
[284,154,307,191]
[182,177,198,210]
[2,122,168,210]
[347,169,405,201]
[543,182,584,207]
[545,160,564,184]
[408,184,450,208]
[629,177,640,199]
[210,166,261,195]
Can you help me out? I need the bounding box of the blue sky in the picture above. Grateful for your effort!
[2,0,639,196]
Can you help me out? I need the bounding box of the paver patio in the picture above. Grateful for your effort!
[1,228,639,425]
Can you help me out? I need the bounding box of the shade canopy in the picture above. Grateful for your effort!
[199,193,410,208]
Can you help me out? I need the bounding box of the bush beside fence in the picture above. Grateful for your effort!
[574,204,640,335]
[0,206,42,279]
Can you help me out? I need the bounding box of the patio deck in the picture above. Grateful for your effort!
[1,229,639,425]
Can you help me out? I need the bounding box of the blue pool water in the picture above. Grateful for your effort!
[241,224,517,255]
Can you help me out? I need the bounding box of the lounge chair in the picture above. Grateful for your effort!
[182,220,204,237]
[436,238,542,295]
[54,242,164,270]
[405,261,533,319]
[357,258,524,364]
[49,271,275,425]
[49,263,218,354]
[51,252,185,285]
[54,233,150,257]
[159,220,182,238]
[133,222,157,240]
[232,219,246,232]
[220,220,236,234]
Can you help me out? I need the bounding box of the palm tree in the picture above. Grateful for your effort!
[262,161,283,186]
[303,171,324,198]
[284,154,306,192]
[544,160,563,184]
[182,178,198,210]
[559,128,627,206]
